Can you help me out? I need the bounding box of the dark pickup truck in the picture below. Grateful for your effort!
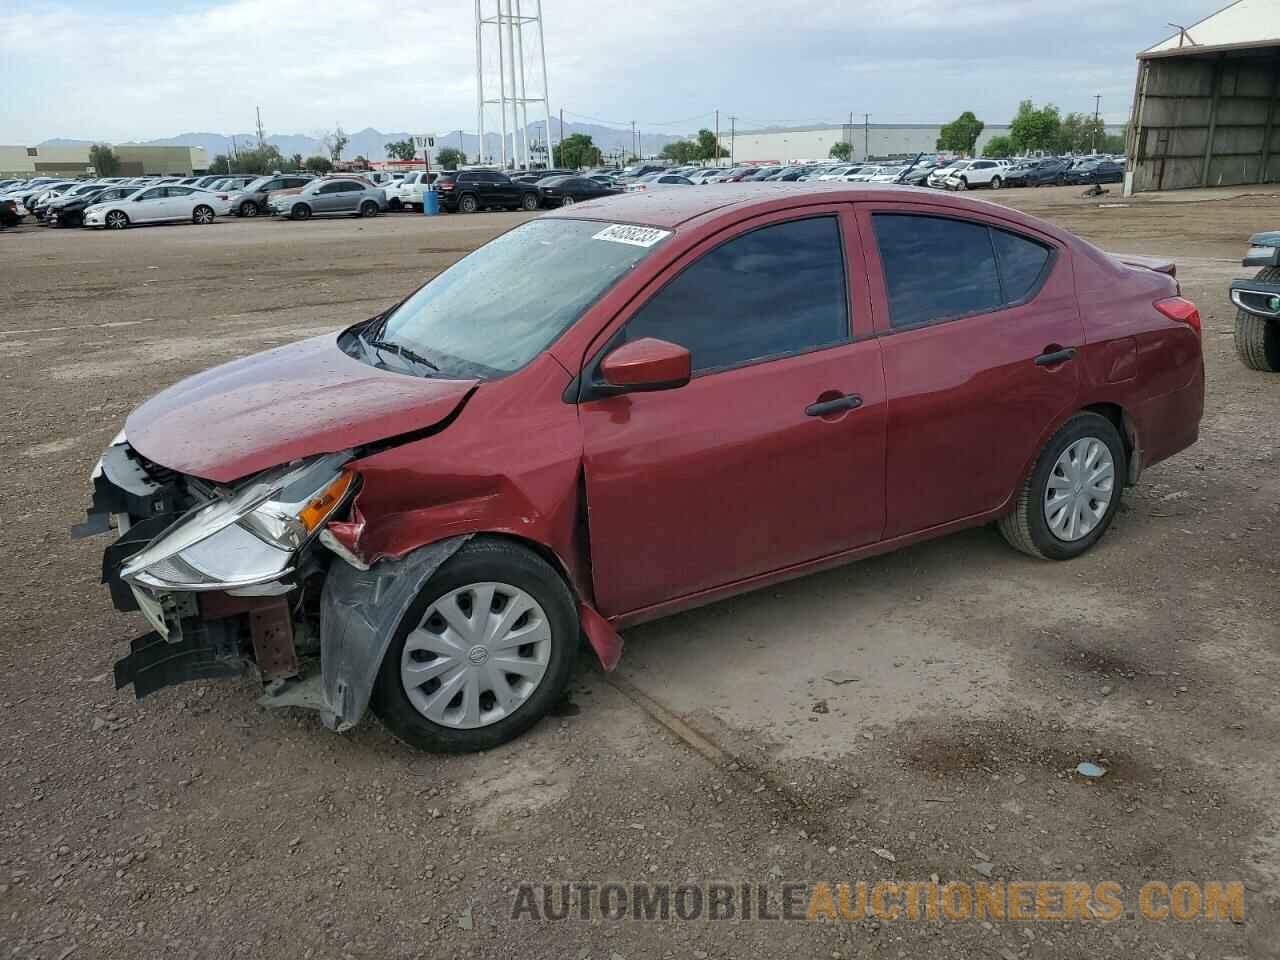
[1230,231,1280,372]
[434,170,541,213]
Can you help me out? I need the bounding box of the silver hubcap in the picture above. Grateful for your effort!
[1044,437,1115,542]
[401,582,551,729]
[107,213,125,228]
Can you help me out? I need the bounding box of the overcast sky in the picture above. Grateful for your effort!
[0,0,1219,143]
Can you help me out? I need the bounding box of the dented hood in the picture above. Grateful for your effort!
[126,332,477,483]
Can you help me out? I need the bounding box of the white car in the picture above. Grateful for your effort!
[868,165,908,183]
[83,184,222,230]
[815,165,857,181]
[944,158,1007,191]
[927,160,970,188]
[625,173,695,192]
[389,171,432,210]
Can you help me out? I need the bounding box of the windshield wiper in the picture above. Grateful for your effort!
[364,337,440,372]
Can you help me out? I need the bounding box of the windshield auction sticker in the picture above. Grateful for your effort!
[592,224,672,248]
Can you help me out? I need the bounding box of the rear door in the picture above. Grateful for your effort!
[164,186,198,221]
[856,203,1082,538]
[581,206,887,617]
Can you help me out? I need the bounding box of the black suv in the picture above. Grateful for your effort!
[435,170,541,213]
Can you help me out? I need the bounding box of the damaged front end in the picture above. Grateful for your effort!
[73,437,371,717]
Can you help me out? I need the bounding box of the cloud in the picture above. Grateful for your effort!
[0,0,1214,142]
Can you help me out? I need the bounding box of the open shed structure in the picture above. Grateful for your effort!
[1128,0,1280,194]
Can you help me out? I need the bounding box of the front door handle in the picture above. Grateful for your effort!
[805,393,863,417]
[1034,347,1077,366]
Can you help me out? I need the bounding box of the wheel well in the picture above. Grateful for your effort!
[1082,402,1138,484]
[467,532,580,601]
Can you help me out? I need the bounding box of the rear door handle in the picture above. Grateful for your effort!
[1034,347,1077,366]
[805,393,863,417]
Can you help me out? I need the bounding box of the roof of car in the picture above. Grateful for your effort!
[541,181,1069,238]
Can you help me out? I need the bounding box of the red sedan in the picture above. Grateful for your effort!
[76,184,1204,752]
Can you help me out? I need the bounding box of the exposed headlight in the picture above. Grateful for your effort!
[121,453,355,591]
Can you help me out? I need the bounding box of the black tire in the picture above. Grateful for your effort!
[458,193,479,214]
[990,176,1002,190]
[359,200,379,218]
[192,205,214,225]
[371,538,579,753]
[291,203,311,221]
[956,177,968,191]
[998,411,1126,561]
[520,192,539,211]
[239,200,258,217]
[1234,266,1280,372]
[388,198,403,211]
[105,210,129,230]
[1055,175,1065,186]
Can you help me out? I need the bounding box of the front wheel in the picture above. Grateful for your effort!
[956,177,968,191]
[371,539,578,752]
[105,210,129,230]
[998,412,1125,560]
[192,205,214,225]
[360,200,379,217]
[291,203,311,221]
[560,195,576,206]
[1235,266,1280,371]
[239,200,258,217]
[520,192,539,211]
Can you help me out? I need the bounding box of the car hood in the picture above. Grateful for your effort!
[126,332,478,483]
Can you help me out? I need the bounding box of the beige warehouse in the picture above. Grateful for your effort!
[0,144,209,177]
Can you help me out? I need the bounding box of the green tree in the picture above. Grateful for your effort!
[553,133,602,169]
[385,138,417,161]
[89,143,121,176]
[208,154,232,174]
[936,111,985,155]
[291,153,304,171]
[695,128,726,162]
[982,135,1015,158]
[660,140,699,164]
[435,147,466,170]
[304,155,334,174]
[227,144,285,176]
[1102,131,1127,155]
[829,141,852,161]
[1009,100,1062,153]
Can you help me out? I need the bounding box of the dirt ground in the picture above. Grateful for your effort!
[1,186,1278,959]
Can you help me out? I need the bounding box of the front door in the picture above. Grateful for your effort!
[581,208,887,618]
[857,205,1083,538]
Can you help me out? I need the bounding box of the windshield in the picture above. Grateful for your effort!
[368,219,667,379]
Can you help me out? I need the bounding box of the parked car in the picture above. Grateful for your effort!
[77,183,1203,753]
[536,175,621,206]
[514,169,574,185]
[0,198,20,229]
[226,174,314,217]
[927,160,970,188]
[31,182,90,221]
[625,173,694,192]
[1019,158,1073,187]
[1064,159,1126,186]
[269,178,388,220]
[45,183,128,226]
[434,170,541,213]
[387,171,429,210]
[945,158,1006,190]
[83,184,222,229]
[1229,230,1280,372]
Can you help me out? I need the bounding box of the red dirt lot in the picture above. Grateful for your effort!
[1,188,1278,959]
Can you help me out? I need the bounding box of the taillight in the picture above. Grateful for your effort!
[1155,297,1201,335]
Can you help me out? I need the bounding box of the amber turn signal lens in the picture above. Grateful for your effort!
[298,472,355,533]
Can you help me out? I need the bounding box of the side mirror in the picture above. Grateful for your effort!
[598,337,691,393]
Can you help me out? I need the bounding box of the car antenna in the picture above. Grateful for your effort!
[895,152,924,184]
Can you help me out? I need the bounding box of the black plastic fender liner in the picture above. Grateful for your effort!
[318,535,471,732]
[114,622,248,699]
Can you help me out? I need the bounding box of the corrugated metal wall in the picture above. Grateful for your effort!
[1130,50,1280,192]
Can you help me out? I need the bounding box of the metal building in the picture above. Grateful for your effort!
[1127,0,1280,194]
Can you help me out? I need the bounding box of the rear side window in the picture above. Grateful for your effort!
[872,214,1052,329]
[624,216,850,374]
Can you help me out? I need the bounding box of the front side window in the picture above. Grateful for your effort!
[624,216,850,374]
[367,218,666,379]
[872,214,1052,329]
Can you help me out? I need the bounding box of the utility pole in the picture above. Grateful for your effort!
[1093,94,1102,153]
[848,111,853,158]
[715,109,719,167]
[630,120,636,161]
[255,107,265,149]
[559,107,564,165]
[864,114,870,160]
[729,116,735,166]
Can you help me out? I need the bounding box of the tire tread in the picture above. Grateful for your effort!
[1234,266,1280,372]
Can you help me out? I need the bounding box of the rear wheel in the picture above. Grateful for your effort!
[371,539,578,752]
[291,203,311,221]
[998,412,1125,561]
[458,193,479,214]
[192,205,214,225]
[1235,266,1280,372]
[360,200,379,218]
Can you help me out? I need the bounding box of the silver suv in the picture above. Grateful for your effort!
[270,178,387,220]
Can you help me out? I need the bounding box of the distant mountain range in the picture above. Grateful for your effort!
[39,122,685,162]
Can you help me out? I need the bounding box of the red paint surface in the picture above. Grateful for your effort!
[126,186,1204,666]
